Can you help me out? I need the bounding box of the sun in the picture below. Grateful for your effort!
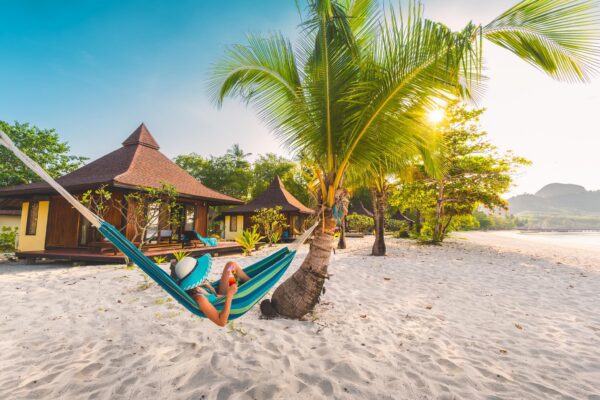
[427,108,445,124]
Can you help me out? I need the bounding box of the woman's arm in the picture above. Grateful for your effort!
[193,284,238,327]
[199,282,218,295]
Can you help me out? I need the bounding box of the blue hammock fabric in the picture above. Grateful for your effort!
[99,222,295,320]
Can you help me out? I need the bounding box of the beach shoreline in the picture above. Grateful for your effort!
[1,234,599,399]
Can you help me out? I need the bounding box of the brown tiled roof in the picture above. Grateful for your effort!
[0,124,243,205]
[348,200,374,217]
[0,209,20,216]
[224,176,313,215]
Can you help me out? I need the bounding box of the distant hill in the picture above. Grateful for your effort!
[508,183,600,229]
[510,184,600,214]
[534,183,586,199]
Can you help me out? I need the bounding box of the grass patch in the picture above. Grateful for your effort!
[227,321,248,336]
[155,311,181,320]
[137,275,154,291]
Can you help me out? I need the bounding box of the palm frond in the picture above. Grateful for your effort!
[208,33,314,156]
[337,4,480,185]
[484,0,600,82]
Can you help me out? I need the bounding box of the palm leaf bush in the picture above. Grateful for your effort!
[210,0,600,318]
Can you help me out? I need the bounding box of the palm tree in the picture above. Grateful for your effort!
[210,0,599,318]
[226,144,252,168]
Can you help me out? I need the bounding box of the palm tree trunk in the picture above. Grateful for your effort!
[337,216,346,249]
[270,208,337,319]
[371,189,386,256]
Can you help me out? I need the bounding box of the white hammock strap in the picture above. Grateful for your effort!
[289,216,320,251]
[0,129,102,228]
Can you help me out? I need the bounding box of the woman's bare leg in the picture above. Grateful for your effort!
[218,261,250,295]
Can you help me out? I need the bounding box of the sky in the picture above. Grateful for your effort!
[0,0,598,196]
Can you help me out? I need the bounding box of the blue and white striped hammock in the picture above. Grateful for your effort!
[0,129,314,320]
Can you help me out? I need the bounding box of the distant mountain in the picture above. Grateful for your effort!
[508,184,600,229]
[534,183,586,199]
[509,183,600,214]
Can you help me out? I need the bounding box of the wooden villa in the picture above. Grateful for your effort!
[0,123,244,263]
[222,177,313,240]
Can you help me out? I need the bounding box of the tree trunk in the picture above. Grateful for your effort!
[439,215,454,242]
[432,182,445,243]
[337,216,346,250]
[371,189,386,256]
[270,209,337,319]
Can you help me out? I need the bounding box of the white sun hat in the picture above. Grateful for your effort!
[174,255,213,291]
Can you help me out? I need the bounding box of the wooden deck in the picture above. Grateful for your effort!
[16,242,243,264]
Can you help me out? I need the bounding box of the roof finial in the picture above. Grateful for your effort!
[122,123,160,150]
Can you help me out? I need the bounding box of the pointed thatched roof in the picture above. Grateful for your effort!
[348,200,374,217]
[224,176,313,215]
[0,124,243,206]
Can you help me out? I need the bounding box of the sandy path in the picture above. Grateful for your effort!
[0,236,599,399]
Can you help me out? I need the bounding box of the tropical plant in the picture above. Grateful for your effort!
[235,226,265,255]
[251,206,289,246]
[172,250,191,262]
[211,0,600,318]
[153,256,168,264]
[0,227,18,252]
[271,230,283,245]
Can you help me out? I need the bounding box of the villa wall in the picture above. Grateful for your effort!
[18,201,50,252]
[0,215,20,230]
[224,215,244,241]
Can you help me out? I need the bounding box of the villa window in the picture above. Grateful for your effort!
[184,205,196,231]
[145,202,160,242]
[26,201,39,236]
[229,215,238,232]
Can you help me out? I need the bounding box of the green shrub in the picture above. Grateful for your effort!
[0,227,18,252]
[251,206,288,246]
[235,226,264,255]
[385,218,409,232]
[346,213,374,233]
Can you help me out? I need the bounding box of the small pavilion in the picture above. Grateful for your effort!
[222,177,313,240]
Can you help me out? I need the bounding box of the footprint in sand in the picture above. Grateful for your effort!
[437,358,462,374]
[77,362,103,378]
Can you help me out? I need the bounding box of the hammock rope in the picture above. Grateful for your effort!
[0,128,317,320]
[0,129,101,228]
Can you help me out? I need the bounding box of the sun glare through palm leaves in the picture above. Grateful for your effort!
[427,108,445,125]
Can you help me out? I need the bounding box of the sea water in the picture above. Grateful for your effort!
[507,231,600,253]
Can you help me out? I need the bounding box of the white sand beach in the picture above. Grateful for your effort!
[1,234,599,400]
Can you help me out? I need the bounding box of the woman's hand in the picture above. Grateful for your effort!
[226,283,238,298]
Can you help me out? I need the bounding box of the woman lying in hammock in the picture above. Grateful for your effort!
[171,257,250,327]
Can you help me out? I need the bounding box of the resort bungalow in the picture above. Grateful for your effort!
[222,177,313,240]
[0,124,243,262]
